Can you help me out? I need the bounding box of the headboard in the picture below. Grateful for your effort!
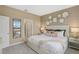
[46,25,69,37]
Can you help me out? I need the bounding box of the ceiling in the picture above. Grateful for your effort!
[7,5,75,16]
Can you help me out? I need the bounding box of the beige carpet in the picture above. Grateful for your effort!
[2,43,79,54]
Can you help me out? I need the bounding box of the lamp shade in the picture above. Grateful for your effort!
[40,26,46,31]
[71,27,79,32]
[40,26,47,33]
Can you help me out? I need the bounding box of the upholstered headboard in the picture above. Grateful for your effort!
[46,25,69,37]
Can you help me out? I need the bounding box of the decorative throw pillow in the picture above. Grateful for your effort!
[56,31,64,37]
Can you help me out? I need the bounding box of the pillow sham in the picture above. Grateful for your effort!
[57,31,64,37]
[44,30,66,37]
[50,31,64,37]
[44,31,58,37]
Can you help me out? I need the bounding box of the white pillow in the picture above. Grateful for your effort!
[44,31,65,37]
[57,31,64,37]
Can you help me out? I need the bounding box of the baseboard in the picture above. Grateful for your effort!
[10,41,25,47]
[3,41,25,49]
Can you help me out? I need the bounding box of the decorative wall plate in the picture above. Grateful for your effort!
[59,18,64,23]
[57,14,61,18]
[62,12,69,18]
[53,18,57,23]
[48,16,52,19]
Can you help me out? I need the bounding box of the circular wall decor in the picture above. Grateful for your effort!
[57,14,61,18]
[62,12,69,18]
[48,16,52,20]
[53,18,57,23]
[59,18,64,23]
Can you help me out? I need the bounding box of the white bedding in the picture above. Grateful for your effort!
[27,34,68,54]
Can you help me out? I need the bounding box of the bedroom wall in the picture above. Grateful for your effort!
[41,5,79,28]
[0,5,41,44]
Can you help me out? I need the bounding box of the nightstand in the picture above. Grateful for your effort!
[69,37,79,49]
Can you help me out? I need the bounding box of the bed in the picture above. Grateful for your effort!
[27,25,69,54]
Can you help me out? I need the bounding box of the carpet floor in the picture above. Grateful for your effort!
[2,43,79,54]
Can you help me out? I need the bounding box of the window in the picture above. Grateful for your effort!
[12,18,21,39]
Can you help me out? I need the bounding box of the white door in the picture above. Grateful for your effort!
[26,20,33,37]
[0,16,9,48]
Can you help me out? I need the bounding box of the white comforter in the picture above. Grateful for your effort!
[28,34,68,54]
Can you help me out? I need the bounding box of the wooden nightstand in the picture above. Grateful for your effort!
[69,37,79,49]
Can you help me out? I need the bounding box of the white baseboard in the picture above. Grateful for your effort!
[3,41,25,48]
[10,41,25,47]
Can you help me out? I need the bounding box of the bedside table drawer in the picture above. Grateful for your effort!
[69,42,79,49]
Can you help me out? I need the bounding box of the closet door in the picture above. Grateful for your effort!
[0,16,9,48]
